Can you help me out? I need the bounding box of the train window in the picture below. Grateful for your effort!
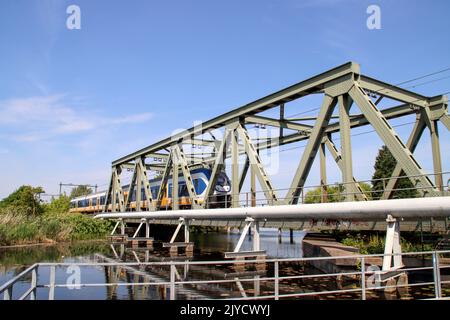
[168,184,172,197]
[195,179,207,194]
[179,184,189,197]
[100,196,105,205]
[151,187,158,199]
[217,175,226,185]
[92,198,97,206]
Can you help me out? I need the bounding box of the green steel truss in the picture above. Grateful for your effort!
[103,62,449,212]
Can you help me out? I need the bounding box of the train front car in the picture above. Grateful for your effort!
[170,167,232,208]
[209,171,232,208]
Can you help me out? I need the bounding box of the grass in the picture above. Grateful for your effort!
[341,233,435,254]
[0,207,113,246]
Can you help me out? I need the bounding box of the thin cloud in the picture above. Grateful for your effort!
[0,95,153,142]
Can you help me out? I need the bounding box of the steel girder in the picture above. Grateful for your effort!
[104,62,448,213]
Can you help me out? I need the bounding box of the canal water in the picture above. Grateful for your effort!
[0,229,447,300]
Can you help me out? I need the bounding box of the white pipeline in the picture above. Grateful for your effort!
[94,196,450,221]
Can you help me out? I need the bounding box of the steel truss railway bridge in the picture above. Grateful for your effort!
[96,62,450,271]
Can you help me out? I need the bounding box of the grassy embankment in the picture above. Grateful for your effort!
[0,208,112,246]
[0,187,112,246]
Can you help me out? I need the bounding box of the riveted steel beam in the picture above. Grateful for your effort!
[245,115,313,132]
[349,83,439,196]
[359,75,429,107]
[338,94,354,201]
[319,141,328,203]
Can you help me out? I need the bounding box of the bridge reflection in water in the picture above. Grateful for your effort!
[1,238,449,300]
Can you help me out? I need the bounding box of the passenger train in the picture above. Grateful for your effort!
[69,167,231,214]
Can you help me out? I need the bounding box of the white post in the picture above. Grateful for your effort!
[49,266,55,300]
[132,222,144,238]
[383,215,403,271]
[110,221,120,236]
[184,219,190,243]
[234,218,253,253]
[145,219,150,238]
[120,219,125,235]
[253,220,260,251]
[170,219,184,244]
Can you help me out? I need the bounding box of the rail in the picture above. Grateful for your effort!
[1,250,449,300]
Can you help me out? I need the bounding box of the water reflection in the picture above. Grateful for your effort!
[0,230,448,300]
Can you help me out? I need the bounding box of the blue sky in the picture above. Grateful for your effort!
[0,0,449,199]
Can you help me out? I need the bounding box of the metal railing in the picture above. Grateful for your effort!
[1,250,449,300]
[203,171,450,208]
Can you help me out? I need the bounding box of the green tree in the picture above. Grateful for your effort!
[43,195,71,215]
[70,185,92,199]
[371,145,418,199]
[304,182,372,204]
[0,185,45,216]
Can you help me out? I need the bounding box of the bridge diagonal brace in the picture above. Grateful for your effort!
[113,166,125,212]
[110,220,120,235]
[124,163,138,210]
[381,115,426,199]
[132,220,145,238]
[169,218,190,243]
[422,108,444,191]
[156,151,173,210]
[324,136,368,201]
[136,157,155,210]
[173,145,201,209]
[285,94,338,204]
[203,130,231,208]
[238,156,250,193]
[103,172,114,212]
[440,114,450,131]
[349,83,439,197]
[236,124,278,204]
[234,218,254,253]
